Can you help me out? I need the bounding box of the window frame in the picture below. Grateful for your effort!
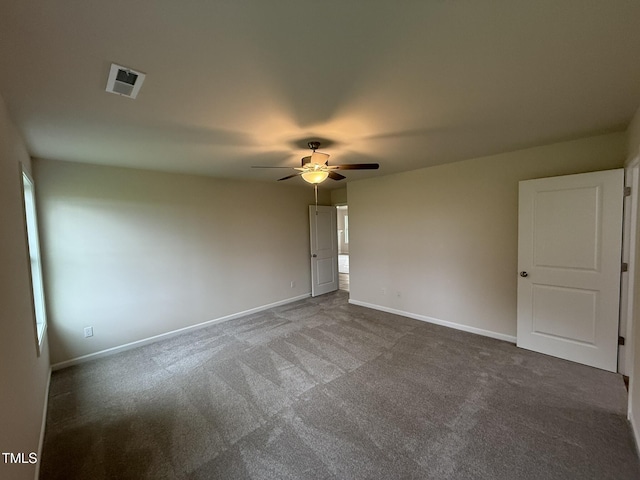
[20,165,47,355]
[344,214,349,244]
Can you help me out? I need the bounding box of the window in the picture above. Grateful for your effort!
[344,215,349,244]
[22,168,47,352]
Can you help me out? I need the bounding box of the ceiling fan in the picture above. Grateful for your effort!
[252,141,379,184]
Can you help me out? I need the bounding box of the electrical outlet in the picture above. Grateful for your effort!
[290,281,295,288]
[84,326,93,338]
[381,287,386,295]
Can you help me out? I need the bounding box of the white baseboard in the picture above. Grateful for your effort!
[35,367,51,480]
[52,293,311,371]
[348,299,517,344]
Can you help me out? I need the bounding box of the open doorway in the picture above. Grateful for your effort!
[337,205,349,291]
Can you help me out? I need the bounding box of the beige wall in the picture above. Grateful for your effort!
[0,96,51,479]
[627,105,640,449]
[348,132,625,339]
[331,187,347,206]
[34,159,316,365]
[629,108,640,161]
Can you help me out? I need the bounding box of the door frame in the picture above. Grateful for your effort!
[620,159,639,376]
[336,204,349,292]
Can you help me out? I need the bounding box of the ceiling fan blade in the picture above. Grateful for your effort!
[328,171,346,181]
[251,165,294,169]
[333,163,379,170]
[277,173,301,181]
[310,152,330,165]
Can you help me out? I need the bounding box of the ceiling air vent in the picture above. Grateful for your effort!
[106,63,146,99]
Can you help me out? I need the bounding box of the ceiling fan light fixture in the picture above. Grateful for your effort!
[252,140,378,184]
[301,170,329,184]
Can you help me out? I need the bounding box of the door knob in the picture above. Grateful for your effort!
[312,254,317,258]
[520,271,528,277]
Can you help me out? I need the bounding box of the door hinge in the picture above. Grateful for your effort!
[624,186,632,197]
[622,262,629,273]
[619,336,625,346]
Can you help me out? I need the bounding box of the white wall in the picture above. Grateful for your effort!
[34,159,317,365]
[0,96,51,480]
[348,132,625,339]
[627,105,640,451]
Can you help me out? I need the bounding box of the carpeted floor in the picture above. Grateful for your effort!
[41,291,640,479]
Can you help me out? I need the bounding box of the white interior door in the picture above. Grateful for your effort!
[309,205,338,297]
[517,169,624,372]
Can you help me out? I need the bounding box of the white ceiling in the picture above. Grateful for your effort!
[1,1,640,188]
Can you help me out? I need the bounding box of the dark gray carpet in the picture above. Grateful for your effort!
[41,291,640,479]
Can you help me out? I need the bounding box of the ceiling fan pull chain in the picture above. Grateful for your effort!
[314,184,318,213]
